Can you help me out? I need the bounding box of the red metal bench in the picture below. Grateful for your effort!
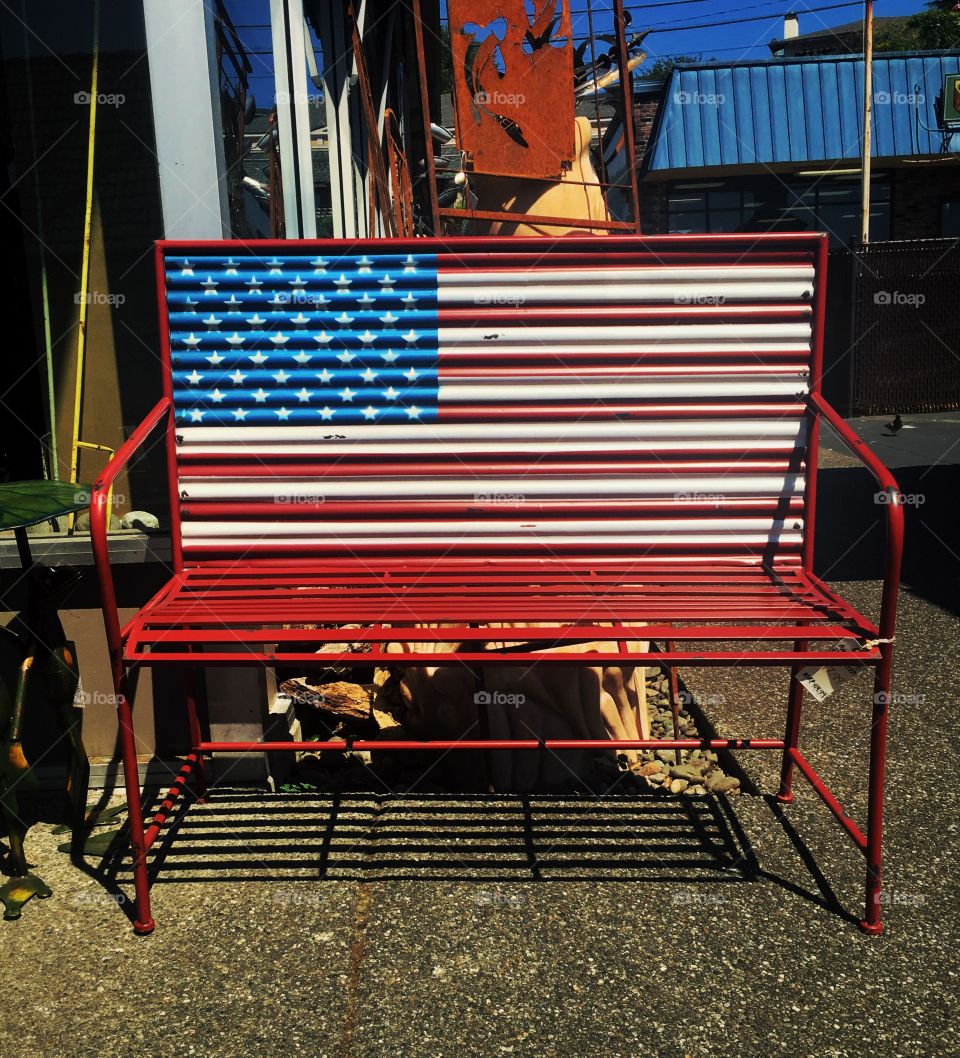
[91,233,902,934]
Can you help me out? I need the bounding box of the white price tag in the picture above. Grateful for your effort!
[796,663,857,702]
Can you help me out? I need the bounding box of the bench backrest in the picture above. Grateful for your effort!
[157,234,826,569]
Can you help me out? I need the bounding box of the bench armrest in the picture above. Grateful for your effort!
[90,397,173,674]
[807,392,904,643]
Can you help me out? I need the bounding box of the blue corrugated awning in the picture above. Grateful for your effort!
[645,51,960,172]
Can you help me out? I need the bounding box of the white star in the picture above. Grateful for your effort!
[361,368,378,383]
[316,369,333,383]
[319,406,335,420]
[205,351,225,365]
[209,388,225,403]
[403,367,419,381]
[314,332,332,344]
[184,333,201,347]
[293,351,312,364]
[403,254,417,273]
[339,387,356,402]
[357,255,373,272]
[337,351,356,364]
[359,330,377,345]
[380,311,398,324]
[276,407,291,420]
[202,314,222,326]
[403,329,419,343]
[383,387,400,401]
[190,408,204,422]
[335,312,354,325]
[270,333,289,345]
[249,313,266,325]
[381,349,399,362]
[311,256,328,271]
[334,274,351,287]
[357,293,375,305]
[249,351,269,364]
[290,313,309,326]
[378,274,395,288]
[186,370,203,385]
[273,369,289,384]
[245,275,262,287]
[201,275,218,288]
[253,388,269,403]
[362,405,378,420]
[226,332,245,345]
[233,407,247,421]
[405,405,422,419]
[295,387,312,403]
[229,369,246,384]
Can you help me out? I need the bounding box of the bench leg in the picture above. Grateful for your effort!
[183,668,208,804]
[861,666,891,936]
[115,677,155,935]
[777,639,808,803]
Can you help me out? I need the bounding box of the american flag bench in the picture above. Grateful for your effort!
[91,234,902,934]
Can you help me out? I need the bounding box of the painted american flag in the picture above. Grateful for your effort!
[164,248,813,428]
[167,253,443,424]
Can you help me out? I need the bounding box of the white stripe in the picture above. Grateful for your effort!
[438,266,814,284]
[180,474,804,500]
[178,419,806,444]
[182,531,804,548]
[437,380,809,401]
[442,323,811,344]
[183,517,801,537]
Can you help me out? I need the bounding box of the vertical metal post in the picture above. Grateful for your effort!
[612,0,641,232]
[270,0,318,237]
[860,0,874,244]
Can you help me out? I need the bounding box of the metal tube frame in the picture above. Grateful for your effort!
[90,233,903,935]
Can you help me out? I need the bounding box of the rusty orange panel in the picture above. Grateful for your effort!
[449,0,575,179]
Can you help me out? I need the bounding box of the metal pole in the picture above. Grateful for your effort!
[859,0,874,244]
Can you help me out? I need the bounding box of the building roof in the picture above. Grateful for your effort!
[769,15,911,54]
[645,51,960,173]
